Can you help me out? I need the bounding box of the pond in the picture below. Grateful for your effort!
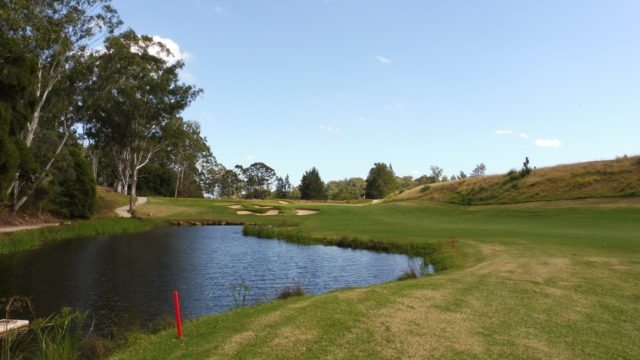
[0,226,430,329]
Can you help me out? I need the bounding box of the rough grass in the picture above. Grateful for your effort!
[109,196,640,360]
[391,155,640,204]
[0,218,167,255]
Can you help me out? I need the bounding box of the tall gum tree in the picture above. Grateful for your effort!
[88,30,201,213]
[1,0,121,212]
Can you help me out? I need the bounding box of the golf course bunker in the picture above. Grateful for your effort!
[227,204,244,209]
[296,209,319,216]
[278,201,290,204]
[237,210,280,216]
[254,205,273,209]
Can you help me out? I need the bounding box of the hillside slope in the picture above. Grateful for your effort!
[392,156,640,204]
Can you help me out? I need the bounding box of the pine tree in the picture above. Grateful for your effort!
[299,168,327,200]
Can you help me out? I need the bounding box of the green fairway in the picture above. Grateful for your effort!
[110,197,640,359]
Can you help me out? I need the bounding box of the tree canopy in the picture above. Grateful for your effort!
[365,163,397,199]
[299,167,327,200]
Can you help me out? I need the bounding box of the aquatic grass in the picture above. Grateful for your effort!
[242,225,456,272]
[0,218,168,255]
[276,281,306,300]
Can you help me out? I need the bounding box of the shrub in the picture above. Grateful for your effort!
[420,185,431,193]
[277,281,306,300]
[52,147,97,219]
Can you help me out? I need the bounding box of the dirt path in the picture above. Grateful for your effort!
[0,223,59,234]
[114,197,148,218]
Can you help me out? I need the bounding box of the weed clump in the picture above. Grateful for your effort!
[276,282,306,300]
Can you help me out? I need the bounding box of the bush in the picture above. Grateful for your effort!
[420,185,431,193]
[52,147,97,219]
[276,281,306,300]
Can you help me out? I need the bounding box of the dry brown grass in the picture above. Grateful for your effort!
[391,156,640,204]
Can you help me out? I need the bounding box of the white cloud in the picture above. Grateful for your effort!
[200,112,213,121]
[535,139,562,147]
[245,155,256,160]
[319,125,342,133]
[375,55,392,64]
[386,99,405,110]
[519,133,529,139]
[495,130,513,135]
[150,35,193,64]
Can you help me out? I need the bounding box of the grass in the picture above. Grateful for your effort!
[0,218,167,255]
[3,159,640,359]
[392,155,640,204]
[107,195,640,360]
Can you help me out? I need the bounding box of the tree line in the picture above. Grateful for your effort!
[0,0,490,218]
[0,0,209,217]
[201,162,487,201]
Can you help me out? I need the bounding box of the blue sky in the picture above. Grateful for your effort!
[112,0,639,184]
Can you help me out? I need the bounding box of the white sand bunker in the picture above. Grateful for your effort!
[253,205,273,209]
[228,204,244,209]
[295,209,319,216]
[236,210,280,216]
[278,201,290,204]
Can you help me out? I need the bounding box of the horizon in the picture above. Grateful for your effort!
[112,0,640,183]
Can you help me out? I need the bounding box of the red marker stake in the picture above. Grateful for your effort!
[173,291,183,338]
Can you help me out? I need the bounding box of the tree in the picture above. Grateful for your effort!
[236,162,276,199]
[396,176,415,191]
[299,167,327,200]
[470,163,486,177]
[429,166,444,182]
[458,171,468,179]
[87,30,201,213]
[0,30,36,202]
[365,163,397,199]
[165,118,212,197]
[327,178,366,200]
[217,169,243,199]
[51,146,97,218]
[1,0,121,212]
[274,175,293,199]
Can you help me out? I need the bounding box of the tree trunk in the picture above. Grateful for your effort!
[174,167,180,198]
[129,166,138,214]
[13,127,70,213]
[91,150,100,181]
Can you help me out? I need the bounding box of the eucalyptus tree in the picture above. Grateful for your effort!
[274,175,293,199]
[1,0,121,212]
[165,118,212,197]
[237,162,276,199]
[0,30,36,202]
[87,30,201,213]
[470,163,487,177]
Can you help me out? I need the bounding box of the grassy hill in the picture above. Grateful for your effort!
[391,156,640,204]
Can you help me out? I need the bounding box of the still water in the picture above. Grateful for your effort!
[0,226,426,328]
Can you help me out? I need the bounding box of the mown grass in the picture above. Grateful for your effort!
[109,196,640,360]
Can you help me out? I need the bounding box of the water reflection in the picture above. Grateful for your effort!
[0,226,428,328]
